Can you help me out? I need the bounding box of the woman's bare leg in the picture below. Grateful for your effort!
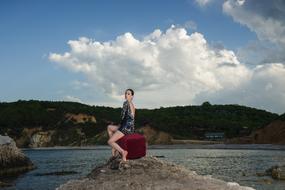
[107,130,128,162]
[107,124,119,156]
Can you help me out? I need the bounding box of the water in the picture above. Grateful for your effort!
[150,148,285,190]
[1,145,285,190]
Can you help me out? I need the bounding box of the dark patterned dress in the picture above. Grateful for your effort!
[118,100,135,135]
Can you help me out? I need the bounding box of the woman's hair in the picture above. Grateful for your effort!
[125,88,134,96]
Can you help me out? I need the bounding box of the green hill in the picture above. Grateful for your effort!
[0,100,280,147]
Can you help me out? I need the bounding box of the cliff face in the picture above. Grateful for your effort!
[56,155,255,190]
[11,112,97,148]
[227,115,285,144]
[14,128,86,148]
[251,120,285,144]
[30,130,55,147]
[12,123,174,147]
[136,125,173,144]
[90,125,174,145]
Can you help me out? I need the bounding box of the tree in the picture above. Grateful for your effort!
[202,101,211,107]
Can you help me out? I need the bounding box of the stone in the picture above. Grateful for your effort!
[0,180,13,188]
[56,155,255,190]
[264,165,285,180]
[0,135,35,177]
[272,166,285,180]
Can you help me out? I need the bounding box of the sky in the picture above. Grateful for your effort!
[0,0,285,114]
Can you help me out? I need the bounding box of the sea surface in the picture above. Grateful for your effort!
[1,144,285,190]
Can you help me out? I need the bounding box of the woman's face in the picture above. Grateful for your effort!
[124,90,133,100]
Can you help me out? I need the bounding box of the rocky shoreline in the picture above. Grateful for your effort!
[56,155,255,190]
[20,143,285,151]
[0,135,35,178]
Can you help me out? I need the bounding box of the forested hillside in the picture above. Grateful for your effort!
[0,100,279,147]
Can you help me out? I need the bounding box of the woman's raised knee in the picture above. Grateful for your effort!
[107,124,113,131]
[107,124,118,132]
[107,139,113,145]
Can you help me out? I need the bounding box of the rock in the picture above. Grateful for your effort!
[14,127,42,147]
[260,178,273,184]
[252,120,285,144]
[0,135,35,177]
[56,155,255,190]
[30,130,54,147]
[154,155,165,158]
[256,172,266,177]
[137,125,173,144]
[0,135,13,144]
[0,180,13,188]
[64,113,96,124]
[265,165,285,180]
[227,117,285,144]
[272,166,285,180]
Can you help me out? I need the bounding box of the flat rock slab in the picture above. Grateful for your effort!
[56,155,255,190]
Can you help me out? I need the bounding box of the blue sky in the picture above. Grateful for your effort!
[1,0,284,114]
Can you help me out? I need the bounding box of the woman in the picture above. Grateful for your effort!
[107,88,135,162]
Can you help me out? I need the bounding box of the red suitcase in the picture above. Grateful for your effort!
[117,133,146,159]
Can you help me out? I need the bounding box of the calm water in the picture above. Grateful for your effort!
[2,145,285,190]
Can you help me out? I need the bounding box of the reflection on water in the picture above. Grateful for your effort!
[1,146,285,190]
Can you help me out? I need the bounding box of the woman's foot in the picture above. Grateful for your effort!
[122,150,128,162]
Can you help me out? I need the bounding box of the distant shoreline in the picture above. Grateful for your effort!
[21,143,285,151]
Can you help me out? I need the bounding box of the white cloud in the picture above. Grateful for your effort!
[64,95,83,103]
[71,80,90,90]
[184,20,197,30]
[49,26,285,113]
[195,0,213,7]
[194,63,285,113]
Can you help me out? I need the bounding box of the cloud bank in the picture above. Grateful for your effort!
[223,0,285,46]
[49,24,285,113]
[223,0,285,66]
